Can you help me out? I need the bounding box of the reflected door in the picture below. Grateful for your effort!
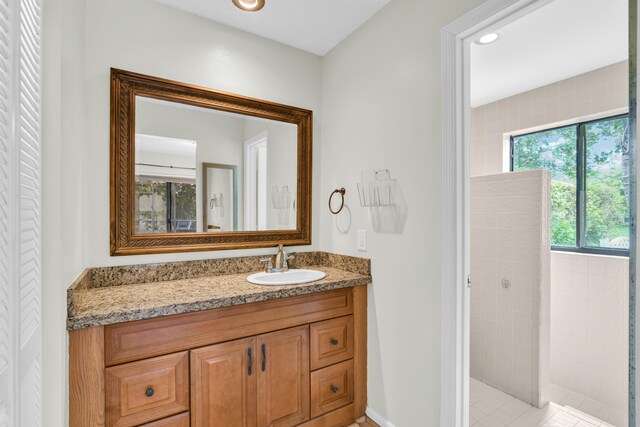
[245,134,268,231]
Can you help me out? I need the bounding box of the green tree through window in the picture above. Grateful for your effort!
[511,115,629,253]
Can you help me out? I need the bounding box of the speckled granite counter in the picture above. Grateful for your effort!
[67,252,371,330]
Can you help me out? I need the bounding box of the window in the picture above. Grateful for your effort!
[511,114,630,254]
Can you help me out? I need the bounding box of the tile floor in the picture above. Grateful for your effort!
[470,378,627,427]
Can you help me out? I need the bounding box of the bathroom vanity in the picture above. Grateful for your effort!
[67,70,372,426]
[67,252,371,427]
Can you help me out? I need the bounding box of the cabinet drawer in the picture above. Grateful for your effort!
[105,288,353,366]
[105,352,189,427]
[310,360,354,418]
[140,412,189,427]
[310,316,354,370]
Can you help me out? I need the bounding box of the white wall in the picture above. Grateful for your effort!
[43,1,321,426]
[81,0,321,267]
[550,252,629,414]
[42,0,86,425]
[319,0,486,425]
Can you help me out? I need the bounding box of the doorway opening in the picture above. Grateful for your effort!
[441,1,635,426]
[244,131,268,231]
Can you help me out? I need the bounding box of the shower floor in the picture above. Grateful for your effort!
[470,378,625,426]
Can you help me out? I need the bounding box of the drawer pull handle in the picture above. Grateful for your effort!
[261,343,266,372]
[145,388,154,398]
[248,347,253,376]
[331,385,339,394]
[330,338,339,346]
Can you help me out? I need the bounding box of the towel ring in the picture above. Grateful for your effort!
[329,188,346,214]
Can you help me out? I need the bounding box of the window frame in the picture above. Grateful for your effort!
[509,113,630,257]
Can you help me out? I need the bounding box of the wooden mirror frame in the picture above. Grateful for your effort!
[110,69,312,255]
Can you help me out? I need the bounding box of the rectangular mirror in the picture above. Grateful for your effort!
[111,69,312,255]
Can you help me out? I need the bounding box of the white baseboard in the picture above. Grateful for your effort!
[366,407,396,427]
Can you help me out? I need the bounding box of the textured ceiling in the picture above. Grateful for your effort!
[155,0,392,56]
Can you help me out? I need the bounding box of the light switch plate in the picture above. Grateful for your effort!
[357,230,367,251]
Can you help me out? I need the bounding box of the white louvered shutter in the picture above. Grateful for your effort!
[0,0,12,423]
[0,0,42,426]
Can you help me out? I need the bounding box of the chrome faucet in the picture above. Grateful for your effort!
[259,244,295,273]
[274,244,292,271]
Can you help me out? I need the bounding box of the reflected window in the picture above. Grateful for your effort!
[135,179,197,233]
[134,134,197,234]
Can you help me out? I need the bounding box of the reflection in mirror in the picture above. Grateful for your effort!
[203,163,238,232]
[135,135,197,233]
[134,96,298,234]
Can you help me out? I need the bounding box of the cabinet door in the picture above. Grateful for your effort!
[191,337,257,427]
[257,325,310,427]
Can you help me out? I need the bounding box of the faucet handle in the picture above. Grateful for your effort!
[286,253,296,269]
[259,257,273,272]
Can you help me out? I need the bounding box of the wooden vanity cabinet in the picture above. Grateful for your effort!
[310,360,354,419]
[191,326,309,427]
[257,326,310,427]
[69,287,367,427]
[190,337,257,427]
[105,352,189,426]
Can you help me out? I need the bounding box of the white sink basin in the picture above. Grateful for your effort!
[247,269,326,286]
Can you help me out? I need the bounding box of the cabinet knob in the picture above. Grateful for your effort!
[331,385,339,394]
[145,388,154,397]
[330,338,339,346]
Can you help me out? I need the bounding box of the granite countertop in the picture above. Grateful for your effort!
[67,252,371,331]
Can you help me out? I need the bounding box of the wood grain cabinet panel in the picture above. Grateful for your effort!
[310,360,354,419]
[69,327,105,427]
[310,316,354,370]
[105,289,352,366]
[105,352,189,427]
[139,412,190,426]
[190,337,257,427]
[257,325,310,427]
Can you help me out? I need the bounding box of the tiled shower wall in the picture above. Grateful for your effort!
[550,252,628,412]
[470,61,630,415]
[470,170,551,407]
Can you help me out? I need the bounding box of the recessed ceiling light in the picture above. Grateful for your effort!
[232,0,265,12]
[475,31,503,45]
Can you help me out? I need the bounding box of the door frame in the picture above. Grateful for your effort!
[244,131,268,231]
[440,1,582,426]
